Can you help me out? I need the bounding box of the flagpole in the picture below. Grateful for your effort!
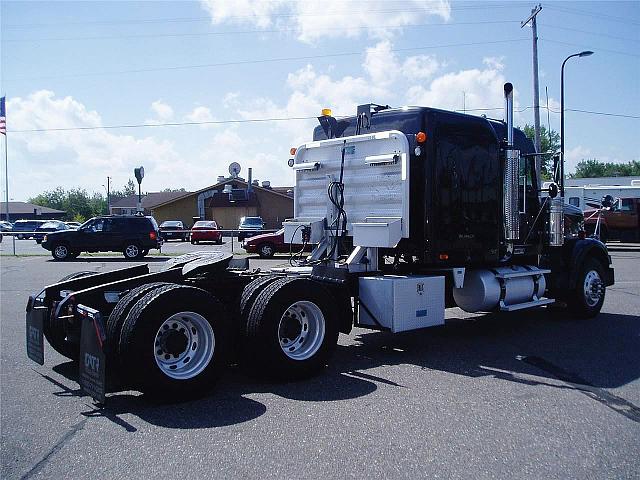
[3,111,15,255]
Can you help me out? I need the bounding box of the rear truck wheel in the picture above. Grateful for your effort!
[258,243,275,258]
[118,284,231,400]
[568,258,606,318]
[106,282,170,369]
[44,271,98,360]
[123,243,142,259]
[51,244,71,261]
[244,277,339,379]
[239,275,281,319]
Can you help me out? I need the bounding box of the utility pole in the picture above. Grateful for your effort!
[522,4,542,179]
[106,176,111,215]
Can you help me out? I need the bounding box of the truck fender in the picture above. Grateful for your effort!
[566,238,614,289]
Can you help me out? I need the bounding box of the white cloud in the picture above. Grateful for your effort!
[199,0,286,29]
[405,62,511,115]
[7,90,183,199]
[199,0,451,43]
[565,145,592,174]
[150,100,173,121]
[363,41,399,86]
[184,106,216,128]
[363,41,441,87]
[402,54,441,80]
[482,56,505,71]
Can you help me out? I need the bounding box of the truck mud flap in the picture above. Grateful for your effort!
[77,305,107,404]
[26,295,46,365]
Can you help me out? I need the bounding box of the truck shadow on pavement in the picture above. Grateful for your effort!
[48,309,639,431]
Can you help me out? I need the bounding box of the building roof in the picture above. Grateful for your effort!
[0,201,65,214]
[566,176,640,187]
[151,179,294,210]
[110,191,191,209]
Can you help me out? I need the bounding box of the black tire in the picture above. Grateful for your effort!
[58,271,97,282]
[118,284,231,400]
[140,249,149,257]
[123,243,143,259]
[244,277,339,379]
[239,275,282,319]
[257,243,275,258]
[106,282,169,367]
[51,244,71,261]
[568,258,607,318]
[44,271,98,359]
[36,239,42,244]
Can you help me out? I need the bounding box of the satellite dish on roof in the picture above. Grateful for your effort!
[229,162,241,178]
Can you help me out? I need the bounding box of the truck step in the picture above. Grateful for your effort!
[499,298,555,312]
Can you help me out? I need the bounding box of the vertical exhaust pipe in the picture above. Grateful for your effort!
[503,83,520,241]
[247,167,253,193]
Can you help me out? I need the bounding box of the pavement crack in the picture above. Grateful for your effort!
[20,418,88,480]
[519,356,640,423]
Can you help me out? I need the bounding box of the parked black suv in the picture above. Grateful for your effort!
[41,216,161,260]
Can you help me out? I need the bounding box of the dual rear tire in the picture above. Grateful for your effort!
[242,277,339,379]
[110,283,230,400]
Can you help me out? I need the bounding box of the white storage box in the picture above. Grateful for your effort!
[358,275,445,333]
[351,217,402,248]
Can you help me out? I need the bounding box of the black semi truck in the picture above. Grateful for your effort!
[26,83,614,402]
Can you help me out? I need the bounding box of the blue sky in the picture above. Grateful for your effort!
[1,0,638,201]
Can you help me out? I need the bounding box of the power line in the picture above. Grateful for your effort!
[542,23,640,44]
[539,38,640,58]
[545,4,640,26]
[4,20,521,43]
[5,3,519,28]
[8,106,637,134]
[7,38,530,81]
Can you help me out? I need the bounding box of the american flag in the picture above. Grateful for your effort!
[0,97,5,135]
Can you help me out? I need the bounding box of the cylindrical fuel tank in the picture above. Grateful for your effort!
[453,266,546,313]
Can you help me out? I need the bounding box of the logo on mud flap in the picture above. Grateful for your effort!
[84,353,100,373]
[28,326,40,342]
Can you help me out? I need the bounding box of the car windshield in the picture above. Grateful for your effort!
[79,218,95,229]
[40,221,60,228]
[193,221,217,228]
[161,221,182,227]
[241,217,263,226]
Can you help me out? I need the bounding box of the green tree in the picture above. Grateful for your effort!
[29,187,106,221]
[571,159,640,178]
[521,124,560,180]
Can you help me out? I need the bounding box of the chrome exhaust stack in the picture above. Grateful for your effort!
[503,83,520,241]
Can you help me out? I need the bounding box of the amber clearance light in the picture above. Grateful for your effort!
[416,131,427,143]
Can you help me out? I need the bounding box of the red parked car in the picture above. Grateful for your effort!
[190,220,222,245]
[242,228,311,258]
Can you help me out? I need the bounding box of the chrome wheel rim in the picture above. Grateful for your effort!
[583,270,604,307]
[277,301,325,361]
[261,245,273,257]
[54,245,68,258]
[125,244,139,258]
[153,311,215,380]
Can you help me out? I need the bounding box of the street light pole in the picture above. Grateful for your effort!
[560,50,593,196]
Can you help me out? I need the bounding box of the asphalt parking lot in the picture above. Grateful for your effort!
[1,250,639,479]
